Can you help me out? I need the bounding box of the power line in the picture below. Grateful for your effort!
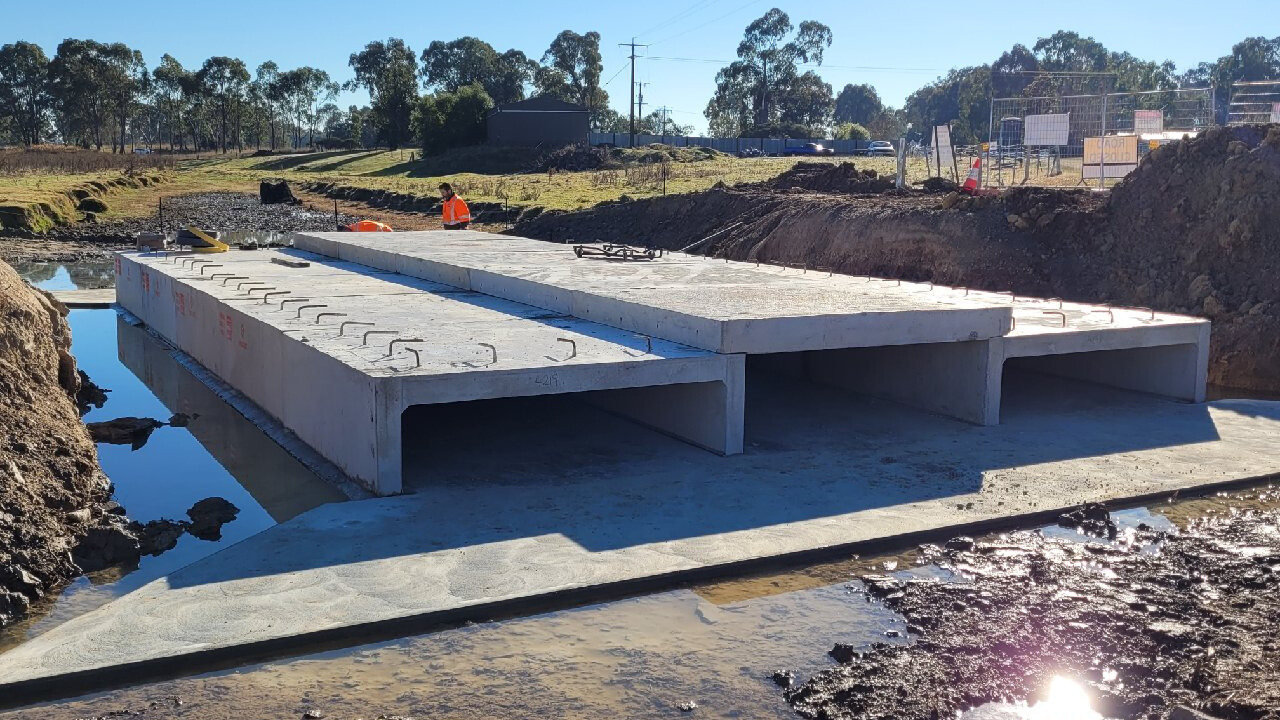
[649,0,768,47]
[644,55,942,73]
[635,0,722,40]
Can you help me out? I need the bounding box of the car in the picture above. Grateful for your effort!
[737,147,764,158]
[866,140,895,157]
[783,142,835,157]
[132,147,152,155]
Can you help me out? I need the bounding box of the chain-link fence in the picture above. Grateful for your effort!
[985,87,1215,187]
[1227,80,1280,125]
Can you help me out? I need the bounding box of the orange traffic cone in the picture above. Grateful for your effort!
[961,157,981,195]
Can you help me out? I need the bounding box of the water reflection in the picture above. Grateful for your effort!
[10,260,115,291]
[0,310,346,653]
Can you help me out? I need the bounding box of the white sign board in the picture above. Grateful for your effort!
[1082,136,1139,179]
[1134,110,1164,134]
[1023,113,1070,146]
[933,124,956,180]
[1272,102,1280,123]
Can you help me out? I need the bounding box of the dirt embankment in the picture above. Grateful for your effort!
[513,126,1280,393]
[0,171,170,235]
[0,262,112,627]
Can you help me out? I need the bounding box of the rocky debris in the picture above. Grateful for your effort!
[676,700,698,712]
[301,709,324,719]
[71,497,242,572]
[186,497,240,541]
[943,536,976,552]
[72,515,142,573]
[770,161,895,194]
[785,487,1280,720]
[86,416,164,450]
[771,669,796,688]
[28,192,361,245]
[131,519,188,556]
[75,369,109,415]
[260,179,300,205]
[1057,501,1119,540]
[0,260,114,628]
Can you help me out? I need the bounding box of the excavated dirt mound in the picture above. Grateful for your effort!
[0,261,112,627]
[1099,124,1280,392]
[769,161,895,194]
[513,126,1280,392]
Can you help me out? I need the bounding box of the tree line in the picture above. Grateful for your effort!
[702,14,1280,145]
[0,30,616,154]
[2,17,1278,154]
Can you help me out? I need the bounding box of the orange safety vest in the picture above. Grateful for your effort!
[441,194,471,226]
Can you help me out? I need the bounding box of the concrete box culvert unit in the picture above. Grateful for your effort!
[115,233,1209,495]
[114,250,743,494]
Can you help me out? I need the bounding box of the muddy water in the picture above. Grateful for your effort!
[9,495,1273,720]
[0,309,347,654]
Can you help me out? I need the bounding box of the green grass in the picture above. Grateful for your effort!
[3,144,969,233]
[184,148,936,212]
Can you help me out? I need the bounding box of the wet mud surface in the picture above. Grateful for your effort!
[3,487,1275,720]
[788,488,1280,720]
[0,193,358,263]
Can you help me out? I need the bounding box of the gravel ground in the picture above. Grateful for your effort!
[1,192,361,263]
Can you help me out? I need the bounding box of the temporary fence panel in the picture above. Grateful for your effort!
[987,87,1213,187]
[1227,80,1280,125]
[586,132,868,156]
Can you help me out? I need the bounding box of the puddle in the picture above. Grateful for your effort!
[12,490,1276,720]
[0,309,347,654]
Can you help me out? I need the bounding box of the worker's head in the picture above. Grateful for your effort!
[438,182,453,200]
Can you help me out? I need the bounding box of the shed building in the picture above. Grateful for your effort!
[487,96,589,147]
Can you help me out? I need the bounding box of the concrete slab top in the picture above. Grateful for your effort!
[122,249,721,378]
[292,232,1015,352]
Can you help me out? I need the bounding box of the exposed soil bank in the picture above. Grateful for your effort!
[512,125,1280,394]
[786,490,1280,720]
[0,172,169,235]
[0,261,111,627]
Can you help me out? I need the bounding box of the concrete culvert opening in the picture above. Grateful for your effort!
[399,381,737,488]
[747,342,1001,428]
[1001,344,1207,417]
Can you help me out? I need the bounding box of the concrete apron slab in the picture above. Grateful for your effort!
[2,385,1279,703]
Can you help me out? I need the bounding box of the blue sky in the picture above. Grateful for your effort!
[5,0,1269,132]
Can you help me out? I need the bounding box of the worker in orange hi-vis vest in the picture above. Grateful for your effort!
[438,182,471,230]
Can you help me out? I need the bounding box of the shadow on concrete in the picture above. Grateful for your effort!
[151,359,1244,592]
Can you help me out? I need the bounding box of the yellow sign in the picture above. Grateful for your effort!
[980,143,989,152]
[1149,140,1160,150]
[1083,136,1139,165]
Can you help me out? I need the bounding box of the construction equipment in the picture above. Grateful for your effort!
[176,227,230,253]
[572,243,664,261]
